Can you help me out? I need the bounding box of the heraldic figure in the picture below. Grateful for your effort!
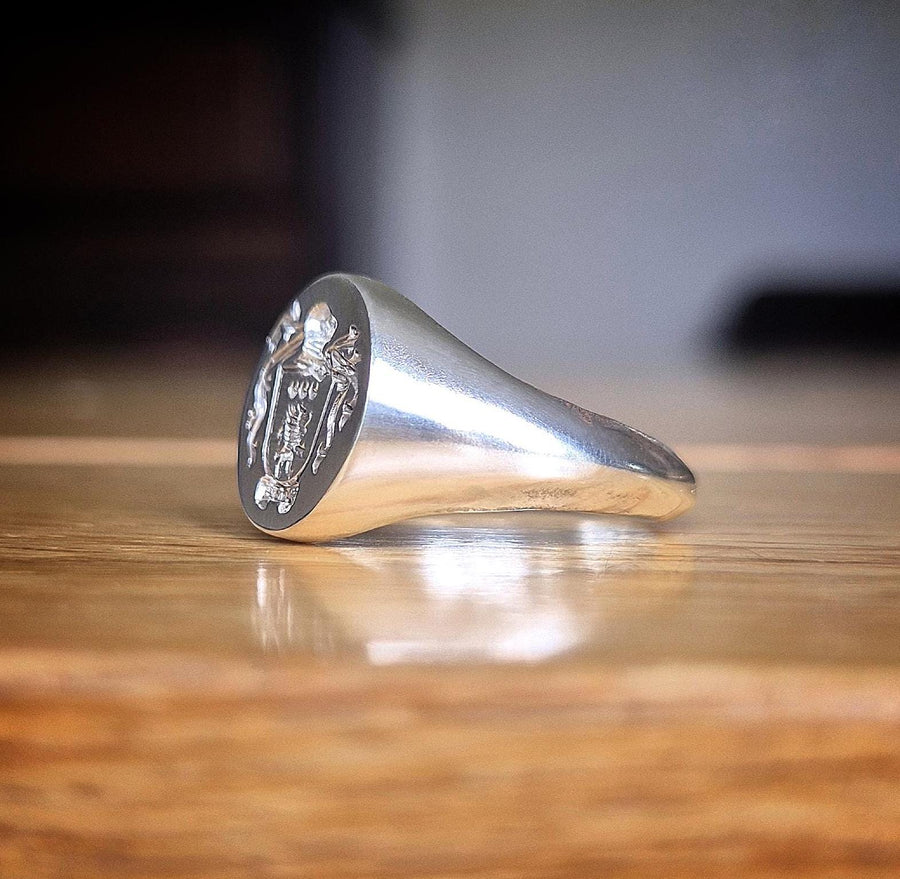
[244,300,361,514]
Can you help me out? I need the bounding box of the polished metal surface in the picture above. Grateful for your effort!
[238,273,695,541]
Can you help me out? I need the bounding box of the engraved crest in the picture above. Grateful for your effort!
[244,300,360,514]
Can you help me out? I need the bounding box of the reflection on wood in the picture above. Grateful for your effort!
[250,516,692,663]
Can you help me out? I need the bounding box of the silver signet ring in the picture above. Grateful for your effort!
[238,273,695,542]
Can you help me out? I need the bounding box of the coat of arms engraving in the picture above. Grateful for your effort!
[244,300,360,514]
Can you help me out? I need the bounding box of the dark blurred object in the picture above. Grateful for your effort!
[724,283,900,355]
[0,6,379,352]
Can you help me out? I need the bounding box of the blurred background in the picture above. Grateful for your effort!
[2,0,898,377]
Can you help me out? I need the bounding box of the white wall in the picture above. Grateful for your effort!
[336,1,899,375]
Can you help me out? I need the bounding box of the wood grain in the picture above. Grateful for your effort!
[0,355,898,878]
[1,436,899,471]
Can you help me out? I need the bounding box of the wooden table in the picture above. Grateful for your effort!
[1,351,898,878]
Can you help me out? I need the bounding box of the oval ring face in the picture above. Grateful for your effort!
[237,275,371,532]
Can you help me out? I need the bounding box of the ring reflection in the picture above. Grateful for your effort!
[251,513,692,664]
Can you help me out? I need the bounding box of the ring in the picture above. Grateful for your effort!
[238,273,695,542]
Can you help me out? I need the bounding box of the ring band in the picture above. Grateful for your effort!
[238,273,695,542]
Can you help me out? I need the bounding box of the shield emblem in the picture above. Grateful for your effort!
[244,300,360,515]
